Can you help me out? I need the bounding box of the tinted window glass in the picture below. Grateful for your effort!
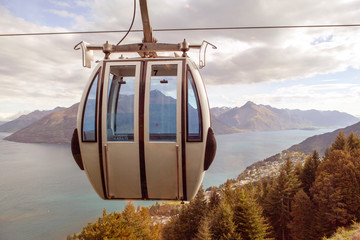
[149,64,177,141]
[107,65,136,141]
[82,72,98,142]
[187,71,202,141]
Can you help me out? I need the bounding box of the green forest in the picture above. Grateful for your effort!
[68,131,360,240]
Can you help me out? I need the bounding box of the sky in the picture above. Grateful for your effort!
[0,0,360,121]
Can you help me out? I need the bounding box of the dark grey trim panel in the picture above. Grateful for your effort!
[139,61,148,199]
[98,62,108,199]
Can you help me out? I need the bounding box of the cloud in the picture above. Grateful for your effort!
[48,9,87,24]
[1,0,360,119]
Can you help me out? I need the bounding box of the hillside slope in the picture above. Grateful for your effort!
[286,121,360,154]
[237,121,360,184]
[0,108,64,133]
[213,101,358,134]
[4,104,78,144]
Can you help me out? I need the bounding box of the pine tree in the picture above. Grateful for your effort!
[300,150,320,196]
[210,201,239,240]
[263,157,301,240]
[311,173,348,238]
[162,187,208,240]
[289,189,315,240]
[223,179,236,207]
[193,216,212,240]
[346,131,360,152]
[208,187,220,211]
[331,131,347,151]
[310,132,360,238]
[233,188,271,240]
[77,202,158,240]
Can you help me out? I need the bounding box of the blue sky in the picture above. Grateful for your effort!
[1,0,89,28]
[0,0,360,120]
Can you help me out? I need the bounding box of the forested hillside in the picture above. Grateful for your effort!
[68,131,360,240]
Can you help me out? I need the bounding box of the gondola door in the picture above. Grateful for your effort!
[144,61,183,200]
[102,61,142,199]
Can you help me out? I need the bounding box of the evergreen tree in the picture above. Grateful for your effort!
[162,187,208,240]
[208,187,220,212]
[311,138,360,238]
[346,131,360,152]
[223,179,236,207]
[331,131,347,151]
[289,189,315,240]
[210,201,240,240]
[293,161,303,180]
[193,216,212,240]
[311,172,348,238]
[263,158,301,240]
[78,202,158,240]
[300,150,320,196]
[233,188,271,240]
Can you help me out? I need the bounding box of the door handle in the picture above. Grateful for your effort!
[176,144,180,200]
[103,144,110,199]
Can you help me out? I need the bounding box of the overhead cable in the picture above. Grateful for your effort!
[1,24,360,37]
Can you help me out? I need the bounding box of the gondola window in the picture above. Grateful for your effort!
[82,72,99,142]
[107,65,136,141]
[187,71,202,141]
[149,64,177,141]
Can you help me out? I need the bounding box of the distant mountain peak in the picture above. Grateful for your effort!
[241,101,260,110]
[244,101,256,106]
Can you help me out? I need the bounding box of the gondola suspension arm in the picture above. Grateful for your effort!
[74,0,216,68]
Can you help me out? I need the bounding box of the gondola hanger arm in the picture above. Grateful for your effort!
[74,0,217,68]
[74,39,204,68]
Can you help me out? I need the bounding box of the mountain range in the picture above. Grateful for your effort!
[4,104,77,144]
[0,108,64,133]
[2,101,359,144]
[211,101,359,134]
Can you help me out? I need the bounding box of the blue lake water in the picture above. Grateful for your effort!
[0,129,331,240]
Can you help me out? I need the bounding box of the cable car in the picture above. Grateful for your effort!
[71,0,216,201]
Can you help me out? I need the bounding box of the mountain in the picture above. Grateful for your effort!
[4,100,359,144]
[211,115,245,134]
[211,101,359,134]
[210,107,231,117]
[237,121,360,184]
[0,107,65,133]
[4,104,78,144]
[286,121,360,155]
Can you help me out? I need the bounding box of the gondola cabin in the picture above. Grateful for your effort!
[72,57,216,200]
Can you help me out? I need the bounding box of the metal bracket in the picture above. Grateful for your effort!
[199,41,217,69]
[74,41,94,68]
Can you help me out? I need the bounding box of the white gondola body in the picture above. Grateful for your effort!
[73,57,216,201]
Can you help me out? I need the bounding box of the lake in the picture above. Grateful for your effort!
[0,129,331,240]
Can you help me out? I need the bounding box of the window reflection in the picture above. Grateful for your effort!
[149,64,178,141]
[107,65,136,141]
[82,72,99,142]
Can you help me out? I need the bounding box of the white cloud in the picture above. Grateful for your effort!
[48,9,86,24]
[1,0,360,119]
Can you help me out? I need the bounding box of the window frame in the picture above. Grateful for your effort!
[81,69,100,142]
[148,63,178,142]
[106,65,136,142]
[186,67,203,142]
